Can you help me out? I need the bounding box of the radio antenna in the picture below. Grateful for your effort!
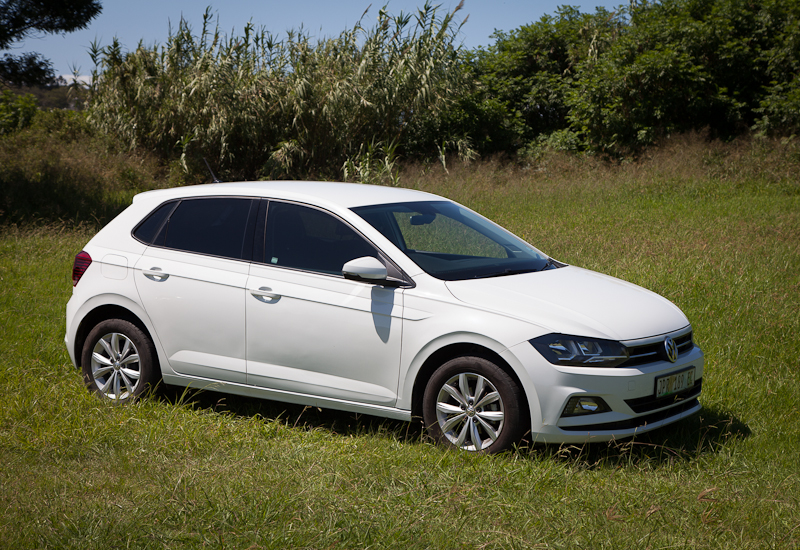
[203,158,222,183]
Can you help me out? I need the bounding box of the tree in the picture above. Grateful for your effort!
[0,0,102,86]
[470,0,800,154]
[469,7,623,151]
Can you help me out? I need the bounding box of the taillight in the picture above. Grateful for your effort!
[72,251,92,286]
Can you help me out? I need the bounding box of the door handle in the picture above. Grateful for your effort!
[143,268,169,281]
[250,286,280,299]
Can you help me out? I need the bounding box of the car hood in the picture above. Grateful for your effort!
[444,266,688,341]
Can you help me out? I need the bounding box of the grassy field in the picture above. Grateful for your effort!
[1,135,799,548]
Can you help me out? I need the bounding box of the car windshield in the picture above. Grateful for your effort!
[352,201,551,281]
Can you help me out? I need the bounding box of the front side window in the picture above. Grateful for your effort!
[264,201,379,275]
[153,197,256,260]
[353,201,550,280]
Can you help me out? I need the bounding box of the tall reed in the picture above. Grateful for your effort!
[87,3,469,181]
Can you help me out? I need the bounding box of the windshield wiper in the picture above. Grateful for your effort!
[494,259,559,277]
[473,267,537,279]
[542,257,565,270]
[504,268,538,275]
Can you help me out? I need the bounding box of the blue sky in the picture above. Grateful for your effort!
[11,1,617,79]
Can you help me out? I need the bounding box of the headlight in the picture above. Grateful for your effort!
[530,334,629,367]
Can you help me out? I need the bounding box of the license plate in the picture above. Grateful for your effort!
[655,368,696,398]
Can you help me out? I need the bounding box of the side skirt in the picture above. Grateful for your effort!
[161,373,413,421]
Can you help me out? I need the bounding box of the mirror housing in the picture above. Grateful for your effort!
[342,256,388,283]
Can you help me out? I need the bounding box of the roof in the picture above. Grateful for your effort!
[132,180,443,209]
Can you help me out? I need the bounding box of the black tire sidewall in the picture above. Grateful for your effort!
[422,355,525,454]
[81,318,158,401]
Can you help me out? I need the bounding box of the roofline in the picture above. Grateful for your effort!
[133,180,444,210]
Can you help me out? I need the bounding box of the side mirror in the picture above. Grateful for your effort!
[342,256,388,282]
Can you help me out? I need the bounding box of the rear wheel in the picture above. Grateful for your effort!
[423,356,525,453]
[81,319,159,403]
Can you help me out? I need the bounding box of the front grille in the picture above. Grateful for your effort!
[560,398,701,432]
[625,378,703,414]
[622,330,694,367]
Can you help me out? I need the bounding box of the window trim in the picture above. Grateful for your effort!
[131,195,415,286]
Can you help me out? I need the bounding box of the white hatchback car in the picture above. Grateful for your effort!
[66,181,703,452]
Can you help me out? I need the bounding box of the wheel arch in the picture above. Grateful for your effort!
[409,341,531,429]
[73,301,157,371]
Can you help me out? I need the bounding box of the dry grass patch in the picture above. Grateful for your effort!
[0,111,175,226]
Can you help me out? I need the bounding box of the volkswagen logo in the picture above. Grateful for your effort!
[664,337,678,363]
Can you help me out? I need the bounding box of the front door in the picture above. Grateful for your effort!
[245,201,403,405]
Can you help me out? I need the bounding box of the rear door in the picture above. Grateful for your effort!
[134,197,258,383]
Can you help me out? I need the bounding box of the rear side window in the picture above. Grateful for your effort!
[164,198,256,260]
[135,197,257,260]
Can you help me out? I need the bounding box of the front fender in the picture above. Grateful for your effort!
[396,330,543,432]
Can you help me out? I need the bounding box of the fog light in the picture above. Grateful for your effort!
[561,396,611,417]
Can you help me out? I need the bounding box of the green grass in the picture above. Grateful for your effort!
[1,137,799,548]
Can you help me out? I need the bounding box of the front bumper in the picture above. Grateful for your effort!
[509,338,705,444]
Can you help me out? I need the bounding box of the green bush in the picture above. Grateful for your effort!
[754,78,800,136]
[471,0,800,155]
[0,90,37,134]
[468,6,619,154]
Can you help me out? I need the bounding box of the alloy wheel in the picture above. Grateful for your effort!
[435,372,505,451]
[90,332,142,401]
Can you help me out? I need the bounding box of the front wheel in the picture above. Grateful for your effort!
[422,356,525,453]
[81,319,159,403]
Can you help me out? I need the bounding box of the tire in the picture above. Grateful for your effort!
[422,356,525,453]
[81,319,159,403]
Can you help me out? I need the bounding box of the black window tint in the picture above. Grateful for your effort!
[164,198,254,259]
[132,201,178,245]
[264,202,378,274]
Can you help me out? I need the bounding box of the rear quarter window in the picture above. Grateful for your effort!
[132,201,178,245]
